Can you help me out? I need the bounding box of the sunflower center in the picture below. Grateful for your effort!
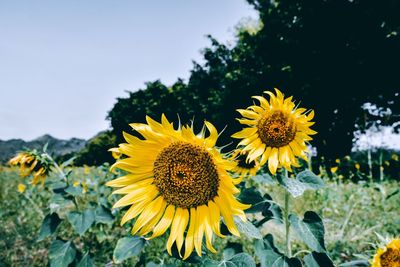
[380,248,400,267]
[153,142,220,208]
[236,153,256,169]
[257,111,297,147]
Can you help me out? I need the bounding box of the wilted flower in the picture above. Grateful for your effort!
[9,150,51,185]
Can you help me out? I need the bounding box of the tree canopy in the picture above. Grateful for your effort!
[107,0,400,160]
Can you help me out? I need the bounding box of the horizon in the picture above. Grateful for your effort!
[0,0,257,141]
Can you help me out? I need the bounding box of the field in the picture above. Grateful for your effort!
[1,164,399,266]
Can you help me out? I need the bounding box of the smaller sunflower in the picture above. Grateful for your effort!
[371,238,400,267]
[230,149,261,179]
[9,150,51,185]
[232,88,316,175]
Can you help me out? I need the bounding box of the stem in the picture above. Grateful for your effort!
[367,149,373,181]
[283,169,292,257]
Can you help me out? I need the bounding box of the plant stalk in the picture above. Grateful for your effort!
[283,169,292,257]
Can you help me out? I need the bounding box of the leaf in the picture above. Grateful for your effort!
[238,187,265,213]
[204,253,256,267]
[77,252,93,267]
[65,185,83,197]
[277,170,324,198]
[233,217,262,239]
[338,260,370,267]
[49,240,76,267]
[37,213,62,241]
[253,173,275,185]
[271,256,302,267]
[289,211,326,252]
[95,205,114,224]
[113,237,145,264]
[255,234,285,267]
[61,156,76,168]
[304,252,334,267]
[67,209,95,235]
[49,193,73,214]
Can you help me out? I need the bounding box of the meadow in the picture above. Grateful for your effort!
[1,162,398,266]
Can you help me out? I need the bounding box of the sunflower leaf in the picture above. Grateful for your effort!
[204,253,256,267]
[113,237,145,264]
[77,252,94,267]
[37,213,62,241]
[289,211,326,252]
[233,217,263,239]
[95,205,114,224]
[49,239,76,267]
[277,170,324,198]
[67,209,95,236]
[338,260,370,266]
[304,252,334,267]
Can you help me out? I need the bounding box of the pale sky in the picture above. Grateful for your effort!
[0,0,257,141]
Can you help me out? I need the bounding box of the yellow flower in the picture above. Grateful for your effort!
[232,88,316,174]
[83,165,91,175]
[335,158,341,164]
[230,149,261,180]
[111,150,122,159]
[17,183,26,193]
[355,163,361,170]
[385,161,390,166]
[107,115,249,259]
[371,238,400,267]
[330,166,338,173]
[392,154,399,161]
[9,151,50,185]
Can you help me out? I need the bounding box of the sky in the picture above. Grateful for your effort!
[0,0,258,141]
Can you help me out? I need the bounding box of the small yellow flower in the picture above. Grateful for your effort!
[392,154,399,161]
[355,163,361,170]
[17,183,26,193]
[232,88,316,174]
[83,165,91,175]
[335,158,341,164]
[73,181,80,187]
[384,161,390,166]
[371,238,400,267]
[330,166,338,173]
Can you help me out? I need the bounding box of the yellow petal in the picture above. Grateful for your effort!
[208,201,225,238]
[204,121,218,147]
[183,208,197,260]
[175,209,189,257]
[106,172,153,187]
[194,206,206,256]
[231,127,258,139]
[120,195,156,225]
[167,207,184,256]
[112,185,157,208]
[268,147,279,175]
[214,197,239,236]
[131,196,164,235]
[203,206,217,253]
[148,204,175,239]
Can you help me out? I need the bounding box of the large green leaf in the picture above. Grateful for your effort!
[271,256,302,267]
[113,237,145,263]
[338,260,370,266]
[204,253,256,267]
[233,217,262,239]
[67,209,95,235]
[289,211,326,252]
[49,193,73,215]
[277,170,324,198]
[77,252,93,267]
[65,185,83,197]
[37,213,62,241]
[304,252,334,267]
[49,240,76,267]
[238,187,265,213]
[95,205,114,224]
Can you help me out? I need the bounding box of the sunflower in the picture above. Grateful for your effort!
[371,238,400,267]
[232,88,316,175]
[9,150,51,185]
[107,115,249,259]
[230,149,261,179]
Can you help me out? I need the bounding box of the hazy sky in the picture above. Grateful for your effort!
[0,0,257,141]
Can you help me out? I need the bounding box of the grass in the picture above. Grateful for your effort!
[0,165,399,266]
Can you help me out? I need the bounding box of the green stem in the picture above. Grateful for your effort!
[283,170,292,257]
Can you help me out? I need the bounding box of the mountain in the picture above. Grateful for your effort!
[0,134,86,163]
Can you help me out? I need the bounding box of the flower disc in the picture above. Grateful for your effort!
[372,238,400,267]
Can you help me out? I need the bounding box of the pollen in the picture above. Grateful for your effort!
[380,248,400,267]
[257,111,297,148]
[153,142,220,208]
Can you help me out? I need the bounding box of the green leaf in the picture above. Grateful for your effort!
[67,209,95,235]
[233,217,262,239]
[77,252,93,267]
[289,211,326,252]
[277,170,324,198]
[304,252,334,267]
[238,188,264,213]
[61,156,76,168]
[253,173,275,185]
[256,250,282,267]
[338,260,370,266]
[271,256,302,267]
[95,205,114,224]
[113,237,145,264]
[49,193,73,214]
[37,213,62,241]
[204,253,256,267]
[49,240,76,267]
[65,185,83,197]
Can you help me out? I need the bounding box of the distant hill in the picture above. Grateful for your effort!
[0,134,86,163]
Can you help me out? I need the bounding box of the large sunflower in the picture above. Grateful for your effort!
[371,238,400,267]
[107,115,249,259]
[232,88,316,175]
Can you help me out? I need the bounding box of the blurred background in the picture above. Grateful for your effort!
[1,0,399,180]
